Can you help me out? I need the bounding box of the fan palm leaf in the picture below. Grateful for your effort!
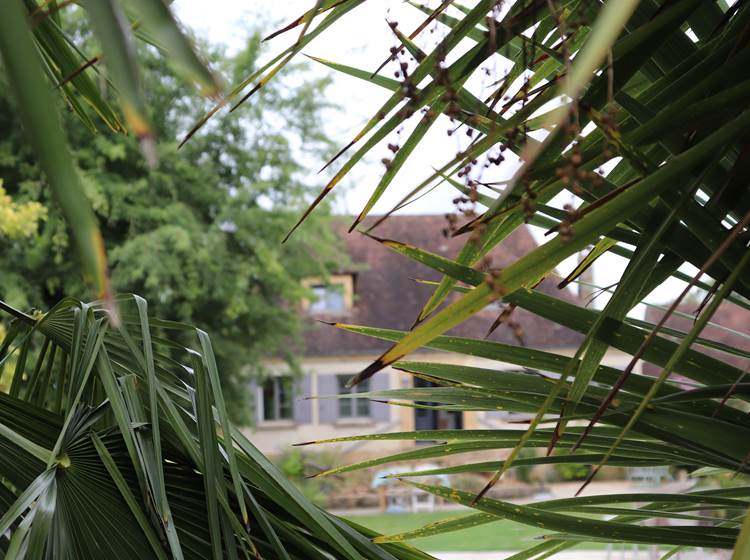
[0,296,433,560]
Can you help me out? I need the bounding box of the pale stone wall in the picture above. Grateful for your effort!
[247,347,633,459]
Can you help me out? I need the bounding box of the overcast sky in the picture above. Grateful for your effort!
[173,1,694,309]
[174,1,489,215]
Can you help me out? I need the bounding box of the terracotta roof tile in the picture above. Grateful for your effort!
[302,215,584,357]
[644,301,750,372]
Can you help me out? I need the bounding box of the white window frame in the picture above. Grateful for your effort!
[257,376,294,425]
[336,375,371,419]
[302,274,354,314]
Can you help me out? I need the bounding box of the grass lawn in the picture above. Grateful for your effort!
[345,510,561,552]
[345,510,660,553]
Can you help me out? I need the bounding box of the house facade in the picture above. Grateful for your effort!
[246,215,634,458]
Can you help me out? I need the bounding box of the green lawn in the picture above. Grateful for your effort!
[345,510,659,553]
[345,510,554,551]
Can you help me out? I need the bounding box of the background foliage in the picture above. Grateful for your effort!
[0,13,343,419]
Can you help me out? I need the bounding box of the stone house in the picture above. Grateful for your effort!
[248,215,633,458]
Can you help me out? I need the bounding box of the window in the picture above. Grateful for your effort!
[337,375,371,418]
[303,274,354,314]
[262,377,293,421]
[309,283,345,314]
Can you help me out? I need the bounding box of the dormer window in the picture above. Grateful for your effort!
[303,274,354,315]
[310,283,345,313]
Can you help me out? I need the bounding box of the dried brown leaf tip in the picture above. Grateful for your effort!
[558,203,580,242]
[442,212,459,237]
[484,266,507,299]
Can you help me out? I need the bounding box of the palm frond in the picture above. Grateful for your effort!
[0,295,432,560]
[227,0,750,554]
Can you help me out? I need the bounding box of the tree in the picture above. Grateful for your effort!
[208,1,749,557]
[0,181,46,241]
[0,17,342,419]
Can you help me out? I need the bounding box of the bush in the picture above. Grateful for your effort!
[555,463,591,482]
[512,448,539,483]
[276,448,342,507]
[280,449,306,479]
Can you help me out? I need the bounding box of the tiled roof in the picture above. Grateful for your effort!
[301,215,584,357]
[644,300,750,371]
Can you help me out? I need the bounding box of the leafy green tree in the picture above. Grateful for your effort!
[0,26,341,418]
[0,181,46,240]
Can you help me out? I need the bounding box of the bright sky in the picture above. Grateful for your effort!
[174,1,693,310]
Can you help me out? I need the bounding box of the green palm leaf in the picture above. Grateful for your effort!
[0,296,432,559]
[224,1,750,555]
